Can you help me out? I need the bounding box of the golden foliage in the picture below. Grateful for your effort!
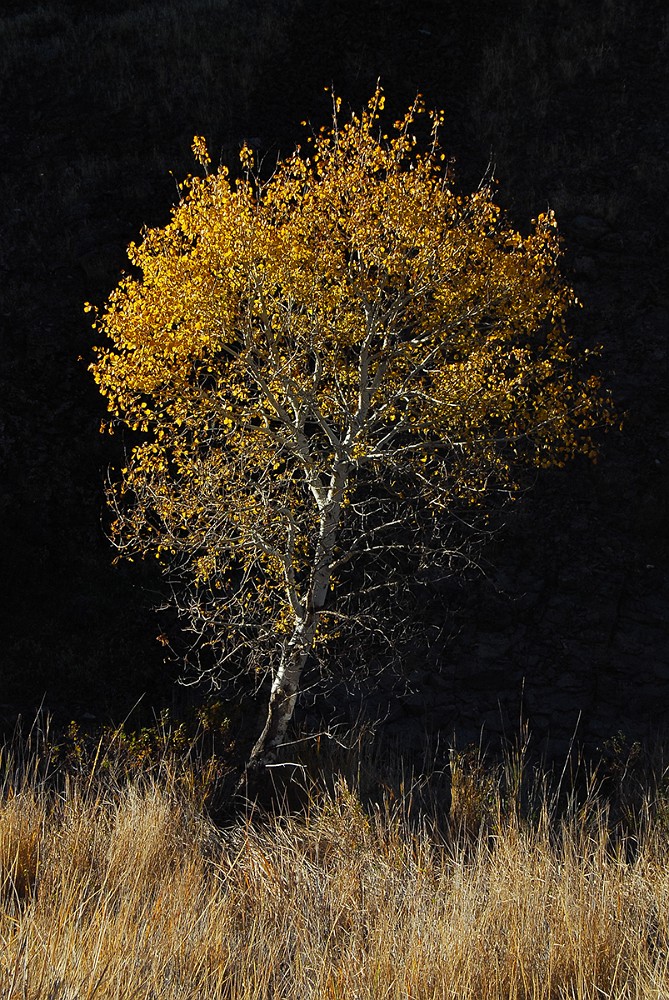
[88,86,612,675]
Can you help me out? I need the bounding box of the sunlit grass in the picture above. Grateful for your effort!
[2,720,669,998]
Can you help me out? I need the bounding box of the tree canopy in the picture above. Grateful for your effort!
[89,89,612,766]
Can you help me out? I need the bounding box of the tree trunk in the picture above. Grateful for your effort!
[246,461,350,771]
[248,629,311,765]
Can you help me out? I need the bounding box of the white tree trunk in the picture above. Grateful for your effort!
[248,617,316,763]
[248,461,350,765]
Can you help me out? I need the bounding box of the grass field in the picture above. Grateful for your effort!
[2,721,669,999]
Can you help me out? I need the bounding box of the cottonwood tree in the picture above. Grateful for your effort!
[89,89,611,766]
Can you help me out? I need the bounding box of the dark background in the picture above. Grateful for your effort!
[1,0,667,749]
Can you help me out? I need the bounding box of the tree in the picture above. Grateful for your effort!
[89,89,611,767]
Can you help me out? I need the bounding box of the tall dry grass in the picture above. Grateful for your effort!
[1,722,669,999]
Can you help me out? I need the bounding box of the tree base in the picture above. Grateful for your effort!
[233,753,309,814]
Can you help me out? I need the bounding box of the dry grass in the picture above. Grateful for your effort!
[1,724,669,998]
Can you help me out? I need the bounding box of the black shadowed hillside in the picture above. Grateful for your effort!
[0,0,667,751]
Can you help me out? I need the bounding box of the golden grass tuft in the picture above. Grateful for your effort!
[1,724,669,998]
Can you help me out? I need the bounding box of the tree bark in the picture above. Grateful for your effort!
[248,625,312,764]
[246,461,350,770]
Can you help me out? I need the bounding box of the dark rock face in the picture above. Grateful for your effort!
[1,0,668,749]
